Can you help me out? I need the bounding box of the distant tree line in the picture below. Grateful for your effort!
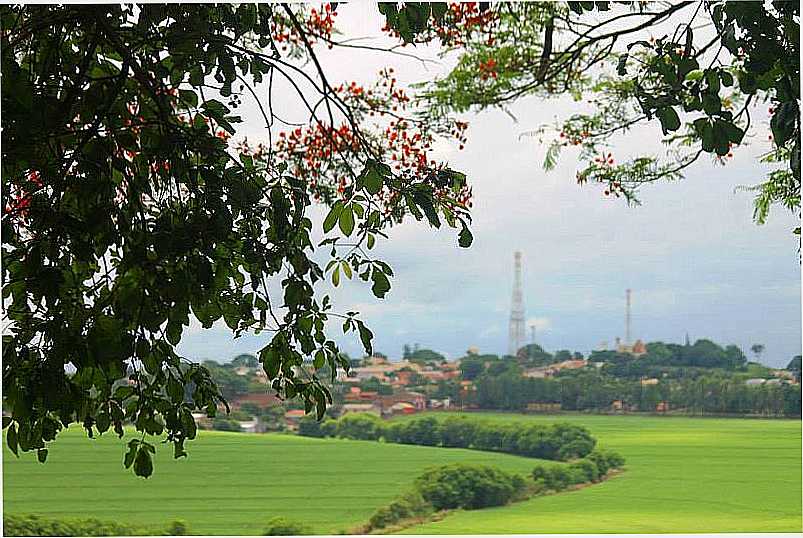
[298,414,596,461]
[467,369,800,417]
[452,339,801,418]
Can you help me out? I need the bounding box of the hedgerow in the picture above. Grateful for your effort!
[298,413,596,461]
[3,514,189,536]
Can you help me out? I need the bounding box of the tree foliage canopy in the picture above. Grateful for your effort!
[417,1,800,231]
[1,3,471,476]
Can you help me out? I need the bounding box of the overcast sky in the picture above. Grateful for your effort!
[177,4,801,368]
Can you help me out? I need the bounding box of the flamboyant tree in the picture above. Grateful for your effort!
[414,1,800,232]
[1,2,471,476]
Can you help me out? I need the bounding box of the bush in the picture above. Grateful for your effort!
[165,520,190,536]
[401,416,441,446]
[587,449,625,473]
[228,409,254,421]
[440,416,477,448]
[262,516,312,535]
[532,450,625,492]
[573,459,600,482]
[212,417,241,431]
[557,438,596,461]
[603,449,626,469]
[335,413,385,440]
[320,418,338,437]
[3,514,141,536]
[550,423,596,460]
[367,491,433,531]
[297,416,324,438]
[415,464,527,510]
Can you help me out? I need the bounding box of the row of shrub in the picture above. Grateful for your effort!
[532,449,626,491]
[299,414,596,461]
[4,514,317,537]
[364,449,626,532]
[365,463,528,532]
[3,514,189,536]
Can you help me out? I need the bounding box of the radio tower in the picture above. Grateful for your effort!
[625,288,632,346]
[508,252,526,356]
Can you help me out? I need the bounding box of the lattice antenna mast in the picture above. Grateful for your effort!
[508,252,526,356]
[625,288,632,346]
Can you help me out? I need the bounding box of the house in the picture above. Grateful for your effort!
[238,419,262,433]
[379,391,426,415]
[341,403,381,415]
[388,402,417,415]
[550,359,587,371]
[656,401,669,413]
[745,378,767,386]
[284,409,306,430]
[231,392,282,410]
[394,370,416,386]
[525,402,561,412]
[420,370,448,382]
[428,397,451,409]
[641,378,659,386]
[344,386,378,403]
[523,367,550,379]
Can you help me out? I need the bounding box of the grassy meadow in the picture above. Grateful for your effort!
[2,426,549,535]
[3,413,801,534]
[399,413,802,534]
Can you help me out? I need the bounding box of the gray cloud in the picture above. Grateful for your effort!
[177,4,800,368]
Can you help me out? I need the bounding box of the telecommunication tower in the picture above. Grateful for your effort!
[625,288,632,346]
[508,252,526,356]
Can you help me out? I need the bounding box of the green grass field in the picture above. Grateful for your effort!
[2,426,550,535]
[399,413,802,534]
[3,414,801,534]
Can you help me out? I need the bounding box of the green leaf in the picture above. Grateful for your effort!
[341,260,352,280]
[371,268,391,299]
[357,321,374,356]
[313,349,326,369]
[167,376,184,404]
[323,202,343,233]
[338,205,355,236]
[134,446,154,478]
[656,107,681,134]
[332,265,340,287]
[363,168,383,195]
[36,448,48,463]
[458,223,473,248]
[96,412,111,434]
[6,424,18,456]
[178,89,199,108]
[771,102,798,146]
[124,439,139,468]
[2,416,11,429]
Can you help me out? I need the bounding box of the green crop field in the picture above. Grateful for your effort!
[2,426,550,535]
[399,413,802,534]
[3,414,801,535]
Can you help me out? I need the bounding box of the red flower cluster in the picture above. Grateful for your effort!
[4,170,41,218]
[478,58,498,80]
[273,4,336,51]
